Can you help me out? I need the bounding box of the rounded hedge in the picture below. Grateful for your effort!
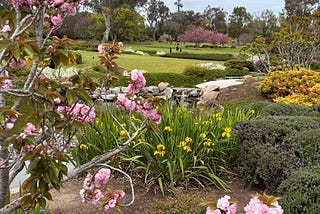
[277,167,320,213]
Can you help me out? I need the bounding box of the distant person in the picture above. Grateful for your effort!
[176,44,179,52]
[179,45,182,52]
[169,46,172,54]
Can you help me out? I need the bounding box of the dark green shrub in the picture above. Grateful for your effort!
[160,52,234,61]
[143,72,197,87]
[242,101,273,115]
[183,66,211,78]
[259,103,308,117]
[303,104,320,117]
[183,67,249,82]
[224,59,257,72]
[277,167,320,213]
[223,68,249,76]
[233,116,320,191]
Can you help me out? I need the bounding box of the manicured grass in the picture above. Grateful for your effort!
[74,50,222,74]
[125,42,240,55]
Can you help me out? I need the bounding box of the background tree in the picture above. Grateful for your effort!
[58,12,105,40]
[284,0,319,17]
[84,0,147,42]
[174,0,183,12]
[203,6,228,34]
[163,10,202,40]
[272,12,320,70]
[228,6,253,38]
[112,8,146,41]
[145,0,170,41]
[178,26,210,46]
[256,10,279,37]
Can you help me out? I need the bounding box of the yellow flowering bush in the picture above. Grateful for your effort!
[259,69,320,106]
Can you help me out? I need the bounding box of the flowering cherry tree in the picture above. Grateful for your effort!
[0,0,160,213]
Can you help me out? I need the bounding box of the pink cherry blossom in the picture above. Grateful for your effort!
[0,79,13,89]
[5,122,14,130]
[118,42,123,48]
[98,44,104,54]
[83,173,94,190]
[225,203,237,214]
[54,97,61,104]
[217,195,231,210]
[108,199,116,208]
[206,207,221,214]
[104,205,110,211]
[94,168,111,188]
[51,14,62,26]
[24,123,36,135]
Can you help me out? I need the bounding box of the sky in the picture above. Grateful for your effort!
[162,0,285,16]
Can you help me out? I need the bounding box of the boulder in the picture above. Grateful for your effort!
[158,82,170,92]
[243,75,255,84]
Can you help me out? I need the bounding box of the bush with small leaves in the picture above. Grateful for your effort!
[233,116,320,191]
[277,167,320,213]
[224,59,257,72]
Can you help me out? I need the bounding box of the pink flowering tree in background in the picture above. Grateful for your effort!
[0,0,161,213]
[178,26,229,47]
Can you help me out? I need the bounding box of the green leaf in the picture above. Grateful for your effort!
[0,39,10,51]
[38,196,47,208]
[22,43,35,59]
[71,87,93,105]
[27,158,40,173]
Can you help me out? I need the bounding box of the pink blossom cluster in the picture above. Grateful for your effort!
[244,197,283,214]
[19,123,37,156]
[11,0,84,27]
[206,195,237,214]
[11,0,84,14]
[0,78,13,89]
[116,94,161,124]
[1,20,11,32]
[127,69,146,94]
[57,103,96,124]
[206,195,284,214]
[97,42,124,54]
[115,70,161,124]
[80,168,125,211]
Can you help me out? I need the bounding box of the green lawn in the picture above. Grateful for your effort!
[74,50,223,74]
[125,42,240,55]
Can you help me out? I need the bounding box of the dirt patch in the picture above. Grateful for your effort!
[216,82,271,104]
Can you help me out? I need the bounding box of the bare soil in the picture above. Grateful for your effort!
[48,82,270,214]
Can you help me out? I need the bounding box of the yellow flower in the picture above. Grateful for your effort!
[154,150,166,157]
[200,133,207,139]
[215,112,222,121]
[206,148,213,153]
[157,144,165,150]
[248,109,255,114]
[222,127,232,138]
[203,139,213,146]
[179,141,187,147]
[222,132,231,138]
[121,123,126,127]
[164,126,172,132]
[120,130,127,136]
[184,137,192,143]
[183,145,192,152]
[80,144,88,150]
[202,120,210,126]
